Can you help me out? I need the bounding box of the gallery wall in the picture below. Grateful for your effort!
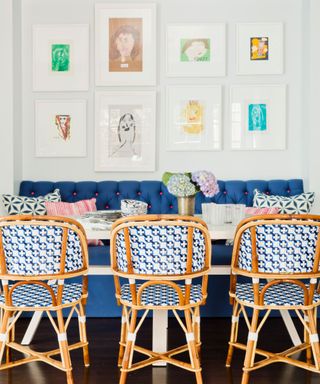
[2,0,320,200]
[16,0,306,184]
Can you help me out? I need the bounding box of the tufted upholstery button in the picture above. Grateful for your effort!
[137,191,141,195]
[224,191,227,195]
[159,191,163,195]
[116,192,120,196]
[31,191,35,195]
[244,191,248,195]
[105,205,109,209]
[95,192,99,196]
[73,192,77,196]
[266,191,270,195]
[287,189,291,193]
[148,204,152,209]
[169,205,173,209]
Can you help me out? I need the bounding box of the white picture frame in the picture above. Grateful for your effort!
[33,24,89,91]
[166,85,222,151]
[95,3,156,86]
[230,85,286,150]
[236,23,283,75]
[166,23,226,77]
[35,100,87,157]
[95,91,156,171]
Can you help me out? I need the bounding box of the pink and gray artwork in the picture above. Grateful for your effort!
[55,114,71,141]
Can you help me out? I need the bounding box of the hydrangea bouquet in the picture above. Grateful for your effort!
[162,171,219,198]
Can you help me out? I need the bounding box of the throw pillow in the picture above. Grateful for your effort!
[45,198,103,246]
[245,207,280,216]
[2,189,61,215]
[253,189,315,214]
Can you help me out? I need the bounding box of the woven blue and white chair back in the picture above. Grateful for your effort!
[235,215,320,275]
[111,215,210,277]
[0,216,89,279]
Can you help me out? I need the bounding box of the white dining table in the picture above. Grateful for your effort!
[21,215,302,366]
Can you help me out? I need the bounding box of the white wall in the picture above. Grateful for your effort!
[0,0,14,198]
[19,0,305,184]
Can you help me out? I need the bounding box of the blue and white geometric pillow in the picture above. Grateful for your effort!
[2,189,61,215]
[253,189,315,214]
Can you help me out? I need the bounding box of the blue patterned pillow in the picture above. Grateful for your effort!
[2,189,61,215]
[253,189,315,214]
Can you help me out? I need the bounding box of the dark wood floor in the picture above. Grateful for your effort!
[0,316,319,383]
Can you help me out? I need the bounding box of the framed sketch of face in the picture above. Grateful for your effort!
[167,24,226,77]
[95,91,156,171]
[35,100,86,157]
[33,24,89,91]
[95,3,156,85]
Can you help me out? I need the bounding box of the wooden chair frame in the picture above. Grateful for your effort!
[0,215,90,384]
[110,215,211,384]
[226,214,320,384]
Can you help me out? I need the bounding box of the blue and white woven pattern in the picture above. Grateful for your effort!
[120,283,203,306]
[116,225,206,275]
[0,282,83,308]
[2,225,83,275]
[238,225,319,273]
[236,282,320,306]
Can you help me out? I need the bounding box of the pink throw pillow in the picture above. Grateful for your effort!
[245,207,280,216]
[45,198,103,246]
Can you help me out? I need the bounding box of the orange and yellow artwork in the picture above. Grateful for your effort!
[250,37,269,61]
[181,100,204,134]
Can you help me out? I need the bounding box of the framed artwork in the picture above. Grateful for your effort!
[236,23,283,75]
[35,100,87,157]
[95,3,156,86]
[230,85,286,150]
[95,91,156,171]
[166,85,222,151]
[33,24,89,91]
[166,24,226,77]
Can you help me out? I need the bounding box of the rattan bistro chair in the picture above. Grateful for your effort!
[226,214,320,384]
[110,215,211,384]
[0,215,90,384]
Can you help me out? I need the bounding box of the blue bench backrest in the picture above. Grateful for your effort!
[19,180,304,215]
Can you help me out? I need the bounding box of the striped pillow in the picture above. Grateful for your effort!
[245,207,280,216]
[45,198,103,246]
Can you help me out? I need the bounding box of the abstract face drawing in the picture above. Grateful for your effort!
[110,23,141,61]
[250,37,269,60]
[111,113,137,157]
[181,39,210,62]
[182,100,204,134]
[248,104,267,131]
[55,114,71,140]
[51,44,70,72]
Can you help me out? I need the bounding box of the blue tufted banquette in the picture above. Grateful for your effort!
[19,179,304,317]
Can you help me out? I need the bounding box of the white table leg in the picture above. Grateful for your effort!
[152,309,168,366]
[279,309,302,346]
[21,311,44,345]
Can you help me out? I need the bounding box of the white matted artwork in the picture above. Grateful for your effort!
[166,85,222,151]
[95,91,156,171]
[33,24,89,91]
[236,23,283,75]
[230,85,286,150]
[95,3,156,86]
[35,100,87,157]
[167,23,226,77]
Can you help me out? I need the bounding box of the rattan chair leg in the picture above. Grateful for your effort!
[241,308,260,384]
[0,310,11,364]
[56,309,74,384]
[78,303,90,367]
[119,309,138,384]
[307,309,320,370]
[193,306,201,355]
[304,313,313,364]
[226,302,239,367]
[185,309,202,384]
[118,306,127,367]
[5,319,15,364]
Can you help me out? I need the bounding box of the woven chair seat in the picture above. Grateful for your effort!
[236,282,320,307]
[0,283,83,308]
[121,283,203,307]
